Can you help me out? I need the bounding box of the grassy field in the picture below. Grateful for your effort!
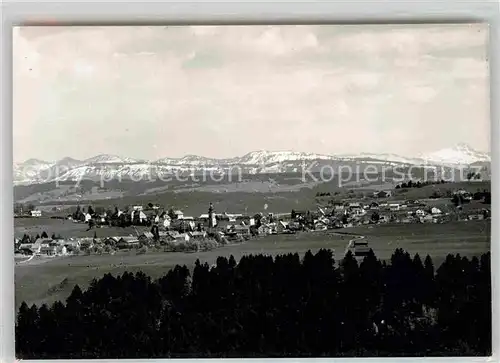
[15,220,490,309]
[347,220,490,260]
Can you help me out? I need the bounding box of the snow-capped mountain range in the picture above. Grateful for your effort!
[13,144,490,185]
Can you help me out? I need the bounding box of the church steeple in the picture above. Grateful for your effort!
[208,203,216,229]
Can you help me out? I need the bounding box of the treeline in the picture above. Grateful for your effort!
[395,180,447,189]
[16,249,491,358]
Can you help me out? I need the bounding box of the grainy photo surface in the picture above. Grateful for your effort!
[13,24,491,358]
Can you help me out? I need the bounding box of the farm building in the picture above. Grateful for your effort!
[415,209,426,217]
[30,210,42,217]
[389,204,400,211]
[468,214,485,221]
[431,207,443,215]
[40,245,57,256]
[138,232,155,243]
[116,237,140,249]
[232,225,251,237]
[314,219,329,230]
[379,215,390,223]
[103,237,120,246]
[277,221,289,234]
[130,210,148,223]
[189,231,207,240]
[373,190,392,198]
[167,232,190,243]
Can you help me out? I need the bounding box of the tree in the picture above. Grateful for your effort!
[41,231,48,239]
[148,202,154,209]
[151,225,160,241]
[14,248,493,358]
[483,192,491,204]
[168,208,176,220]
[371,211,380,223]
[291,209,296,219]
[73,205,83,221]
[51,233,56,240]
[16,302,39,358]
[253,214,262,228]
[88,205,95,216]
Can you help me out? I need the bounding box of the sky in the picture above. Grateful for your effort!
[13,24,490,163]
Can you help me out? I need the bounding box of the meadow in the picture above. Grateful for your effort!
[15,220,490,309]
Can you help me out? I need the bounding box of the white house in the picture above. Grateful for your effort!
[415,209,426,217]
[379,215,390,223]
[314,220,328,231]
[30,210,42,217]
[130,210,147,222]
[168,232,190,242]
[277,221,289,233]
[56,245,68,255]
[431,207,442,215]
[389,203,400,211]
[84,213,92,222]
[174,210,184,220]
[356,209,367,216]
[132,205,143,211]
[163,216,171,228]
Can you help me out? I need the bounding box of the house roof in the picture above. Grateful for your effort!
[119,237,139,243]
[233,225,250,231]
[34,238,53,245]
[103,237,119,242]
[354,246,371,254]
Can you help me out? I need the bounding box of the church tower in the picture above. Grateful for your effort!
[208,202,217,229]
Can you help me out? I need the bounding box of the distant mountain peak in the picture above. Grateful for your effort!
[13,144,491,185]
[22,158,51,165]
[84,154,139,164]
[420,143,490,165]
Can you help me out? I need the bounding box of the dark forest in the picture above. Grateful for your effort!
[16,248,491,358]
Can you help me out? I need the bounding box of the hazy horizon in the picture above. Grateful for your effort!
[13,24,490,163]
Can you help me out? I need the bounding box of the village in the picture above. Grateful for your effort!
[14,185,491,261]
